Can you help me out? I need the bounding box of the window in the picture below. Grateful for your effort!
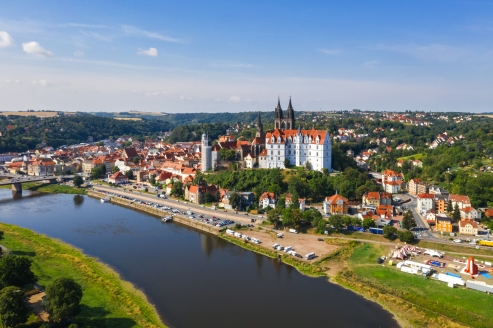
[278,151,280,155]
[278,145,280,149]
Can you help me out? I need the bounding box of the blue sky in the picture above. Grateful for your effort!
[1,0,493,112]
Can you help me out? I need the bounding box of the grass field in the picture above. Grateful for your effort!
[115,118,142,121]
[0,111,59,117]
[0,182,87,194]
[0,223,165,328]
[339,242,493,328]
[397,153,424,161]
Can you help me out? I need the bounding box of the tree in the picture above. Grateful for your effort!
[170,181,184,198]
[316,219,327,233]
[45,278,83,325]
[453,203,461,223]
[401,210,417,230]
[0,256,35,289]
[328,214,343,230]
[112,166,120,173]
[228,192,241,209]
[203,191,215,203]
[291,209,304,230]
[362,218,376,230]
[303,209,322,225]
[73,175,83,188]
[132,157,140,164]
[397,230,415,243]
[90,164,106,179]
[305,161,312,171]
[124,170,134,180]
[383,226,397,240]
[149,175,156,186]
[447,200,453,213]
[289,191,300,210]
[219,148,236,161]
[283,159,290,169]
[267,184,281,195]
[276,196,286,210]
[0,286,30,328]
[281,208,293,227]
[267,208,281,227]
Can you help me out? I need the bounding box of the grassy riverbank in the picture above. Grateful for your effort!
[334,242,493,328]
[0,182,86,194]
[0,223,165,328]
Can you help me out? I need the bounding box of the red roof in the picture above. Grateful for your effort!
[417,193,434,199]
[325,194,348,204]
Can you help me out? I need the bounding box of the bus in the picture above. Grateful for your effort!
[478,240,493,247]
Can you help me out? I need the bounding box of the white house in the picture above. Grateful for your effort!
[460,207,481,220]
[417,193,435,213]
[259,192,277,209]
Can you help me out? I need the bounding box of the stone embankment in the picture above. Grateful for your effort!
[88,190,219,235]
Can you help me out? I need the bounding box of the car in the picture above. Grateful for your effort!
[453,239,462,243]
[317,238,324,241]
[223,210,227,212]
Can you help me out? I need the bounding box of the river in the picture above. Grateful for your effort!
[0,189,398,328]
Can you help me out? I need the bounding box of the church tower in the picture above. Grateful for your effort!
[201,133,212,171]
[256,111,263,138]
[274,97,283,129]
[286,97,295,129]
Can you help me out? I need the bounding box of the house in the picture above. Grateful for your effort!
[382,170,403,193]
[323,194,349,215]
[185,184,218,204]
[436,216,453,233]
[434,194,448,214]
[123,147,139,160]
[417,194,435,213]
[408,178,426,196]
[28,160,55,176]
[449,194,471,209]
[244,153,255,169]
[459,219,479,235]
[425,209,437,226]
[108,172,128,185]
[412,160,423,168]
[362,191,392,207]
[259,192,277,209]
[460,207,481,220]
[285,193,306,211]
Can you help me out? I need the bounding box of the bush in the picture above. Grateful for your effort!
[397,230,415,243]
[383,226,397,240]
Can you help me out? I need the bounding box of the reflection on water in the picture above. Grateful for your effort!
[0,189,398,328]
[73,194,84,206]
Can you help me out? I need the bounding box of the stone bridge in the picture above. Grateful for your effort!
[0,173,74,193]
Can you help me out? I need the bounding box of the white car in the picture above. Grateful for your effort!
[453,239,462,243]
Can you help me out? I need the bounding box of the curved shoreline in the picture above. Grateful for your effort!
[0,222,166,328]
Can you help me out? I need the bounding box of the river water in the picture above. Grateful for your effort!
[0,190,398,328]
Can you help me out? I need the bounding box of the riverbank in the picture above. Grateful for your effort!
[0,181,87,194]
[0,223,165,328]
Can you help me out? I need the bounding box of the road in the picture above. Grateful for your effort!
[93,185,263,226]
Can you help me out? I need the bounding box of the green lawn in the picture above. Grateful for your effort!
[397,153,424,161]
[0,182,86,194]
[0,223,165,328]
[347,243,493,328]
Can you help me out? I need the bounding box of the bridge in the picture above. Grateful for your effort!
[0,172,75,193]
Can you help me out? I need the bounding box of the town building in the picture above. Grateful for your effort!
[201,133,212,171]
[434,194,448,214]
[459,219,479,235]
[285,193,306,211]
[449,194,471,209]
[382,169,404,193]
[108,172,129,185]
[323,193,349,215]
[259,192,277,209]
[417,194,435,213]
[362,191,392,207]
[436,216,453,233]
[184,184,218,204]
[259,98,332,171]
[460,207,481,220]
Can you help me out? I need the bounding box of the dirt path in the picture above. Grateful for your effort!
[28,292,49,322]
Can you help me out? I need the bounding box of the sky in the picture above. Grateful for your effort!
[1,0,493,113]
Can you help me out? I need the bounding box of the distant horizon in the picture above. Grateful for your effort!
[1,1,493,112]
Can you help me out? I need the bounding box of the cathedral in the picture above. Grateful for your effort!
[202,97,332,172]
[258,98,332,172]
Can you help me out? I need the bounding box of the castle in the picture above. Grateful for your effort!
[201,97,332,172]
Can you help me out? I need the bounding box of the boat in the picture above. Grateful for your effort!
[161,217,173,223]
[101,198,110,203]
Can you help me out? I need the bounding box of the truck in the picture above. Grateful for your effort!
[479,240,493,247]
[305,252,315,260]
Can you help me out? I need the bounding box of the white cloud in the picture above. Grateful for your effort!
[137,48,158,57]
[73,50,84,57]
[59,23,110,29]
[0,31,14,48]
[122,25,180,42]
[319,48,342,55]
[362,60,378,68]
[32,79,51,87]
[22,42,53,57]
[229,96,241,103]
